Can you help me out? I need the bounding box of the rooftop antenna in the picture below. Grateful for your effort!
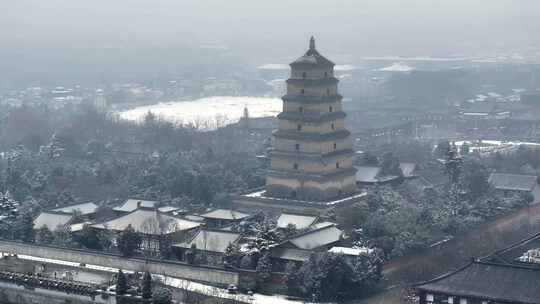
[309,36,316,50]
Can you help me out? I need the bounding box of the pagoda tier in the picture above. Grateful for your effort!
[265,37,357,202]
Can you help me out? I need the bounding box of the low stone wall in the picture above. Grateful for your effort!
[0,277,109,304]
[0,240,239,287]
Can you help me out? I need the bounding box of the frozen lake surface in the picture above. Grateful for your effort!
[119,96,282,129]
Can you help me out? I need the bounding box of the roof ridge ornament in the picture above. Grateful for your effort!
[309,36,316,50]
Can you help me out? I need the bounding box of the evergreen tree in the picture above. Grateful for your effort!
[443,148,462,185]
[141,271,152,299]
[35,226,54,244]
[158,235,172,259]
[152,287,172,304]
[239,254,254,269]
[116,269,128,295]
[185,243,197,264]
[255,252,272,288]
[223,242,240,267]
[380,152,403,177]
[77,224,102,250]
[284,261,301,296]
[461,142,470,155]
[15,212,35,243]
[117,224,142,257]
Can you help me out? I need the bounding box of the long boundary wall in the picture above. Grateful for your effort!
[0,240,239,286]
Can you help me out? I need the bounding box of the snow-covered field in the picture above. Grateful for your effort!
[119,96,282,130]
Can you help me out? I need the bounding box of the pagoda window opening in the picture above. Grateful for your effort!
[302,72,307,79]
[291,190,297,198]
[324,71,328,78]
[329,106,333,112]
[295,143,300,151]
[327,88,330,95]
[331,123,335,130]
[333,142,337,150]
[297,124,302,131]
[301,89,305,95]
[299,106,303,113]
[336,162,340,169]
[293,163,299,170]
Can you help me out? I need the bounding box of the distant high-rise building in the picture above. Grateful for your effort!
[94,89,107,111]
[265,37,357,201]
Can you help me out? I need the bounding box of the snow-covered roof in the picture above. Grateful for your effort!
[158,206,181,213]
[400,162,417,177]
[93,209,200,235]
[53,202,99,216]
[200,209,250,221]
[283,224,343,250]
[34,212,73,231]
[328,246,373,256]
[276,213,318,230]
[174,229,241,253]
[113,198,157,213]
[70,221,92,232]
[355,166,381,183]
[488,173,538,192]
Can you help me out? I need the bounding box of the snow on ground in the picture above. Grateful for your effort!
[119,96,281,130]
[5,252,301,304]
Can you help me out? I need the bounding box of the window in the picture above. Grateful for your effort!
[336,162,340,169]
[329,106,333,112]
[293,163,299,170]
[324,71,328,78]
[291,190,297,198]
[333,142,337,150]
[327,88,330,95]
[301,89,305,94]
[297,124,302,131]
[299,106,303,113]
[331,123,335,130]
[295,143,300,151]
[302,72,307,79]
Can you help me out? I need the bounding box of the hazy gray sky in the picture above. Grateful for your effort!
[2,0,540,86]
[5,0,539,54]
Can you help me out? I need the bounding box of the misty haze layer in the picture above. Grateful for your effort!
[3,0,540,88]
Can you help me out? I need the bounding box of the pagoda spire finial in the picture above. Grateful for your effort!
[309,36,316,50]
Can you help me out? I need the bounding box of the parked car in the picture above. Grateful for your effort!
[227,284,238,294]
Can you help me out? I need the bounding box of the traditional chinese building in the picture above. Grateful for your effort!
[265,37,357,201]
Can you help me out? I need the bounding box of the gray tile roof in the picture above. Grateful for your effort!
[113,199,157,212]
[33,212,73,231]
[284,224,343,250]
[270,248,312,262]
[416,261,540,304]
[174,230,241,253]
[93,209,200,235]
[290,38,334,68]
[277,213,318,230]
[53,202,99,216]
[200,209,250,221]
[488,173,538,191]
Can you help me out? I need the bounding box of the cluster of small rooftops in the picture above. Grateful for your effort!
[31,197,372,264]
